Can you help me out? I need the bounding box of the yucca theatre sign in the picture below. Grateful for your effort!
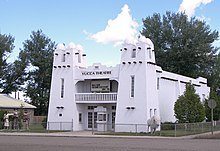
[81,71,111,76]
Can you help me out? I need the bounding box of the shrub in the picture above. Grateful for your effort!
[0,110,6,129]
[161,122,175,130]
[41,117,47,129]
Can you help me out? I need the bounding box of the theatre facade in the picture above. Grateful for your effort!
[47,36,210,132]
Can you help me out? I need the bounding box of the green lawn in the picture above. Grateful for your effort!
[96,129,218,137]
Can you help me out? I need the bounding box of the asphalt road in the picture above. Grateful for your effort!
[0,135,219,151]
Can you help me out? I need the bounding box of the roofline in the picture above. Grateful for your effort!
[0,106,36,109]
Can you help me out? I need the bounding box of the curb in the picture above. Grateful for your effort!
[0,132,191,139]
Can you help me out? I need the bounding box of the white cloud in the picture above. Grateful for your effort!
[178,0,214,18]
[89,4,138,45]
[196,15,211,23]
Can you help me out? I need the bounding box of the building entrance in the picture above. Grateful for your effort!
[87,112,97,129]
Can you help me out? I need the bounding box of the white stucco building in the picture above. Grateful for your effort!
[47,36,210,132]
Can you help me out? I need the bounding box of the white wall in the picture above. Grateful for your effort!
[47,40,210,132]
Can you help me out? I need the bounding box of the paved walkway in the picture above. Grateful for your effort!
[0,130,219,139]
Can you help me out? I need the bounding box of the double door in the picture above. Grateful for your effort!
[88,112,97,129]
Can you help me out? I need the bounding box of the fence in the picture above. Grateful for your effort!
[0,121,220,137]
[161,121,220,137]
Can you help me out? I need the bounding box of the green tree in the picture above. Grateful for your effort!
[141,12,219,79]
[207,54,220,91]
[174,83,205,123]
[0,33,14,74]
[1,51,28,94]
[0,33,27,94]
[20,30,55,115]
[0,33,16,92]
[204,89,220,121]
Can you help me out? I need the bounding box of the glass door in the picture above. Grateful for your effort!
[88,112,97,129]
[112,112,116,129]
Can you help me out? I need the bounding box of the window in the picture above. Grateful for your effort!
[112,106,116,110]
[61,78,64,98]
[78,53,81,63]
[150,109,152,118]
[131,49,136,58]
[130,76,135,98]
[157,78,160,90]
[62,54,66,62]
[154,109,157,115]
[88,106,97,110]
[79,113,82,123]
[98,113,106,121]
[202,94,205,101]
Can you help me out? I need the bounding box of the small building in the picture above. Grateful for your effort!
[0,94,36,123]
[47,36,210,132]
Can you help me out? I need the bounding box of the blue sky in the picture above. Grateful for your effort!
[0,0,219,66]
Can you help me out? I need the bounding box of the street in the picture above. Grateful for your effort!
[0,135,219,151]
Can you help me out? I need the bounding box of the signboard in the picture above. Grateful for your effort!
[208,99,216,109]
[82,71,111,76]
[91,80,110,92]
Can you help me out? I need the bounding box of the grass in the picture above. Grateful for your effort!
[0,123,70,133]
[1,122,220,137]
[96,129,220,137]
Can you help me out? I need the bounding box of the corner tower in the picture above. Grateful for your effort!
[115,36,160,132]
[47,43,87,130]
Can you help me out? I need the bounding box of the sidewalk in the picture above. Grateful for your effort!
[0,131,196,139]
